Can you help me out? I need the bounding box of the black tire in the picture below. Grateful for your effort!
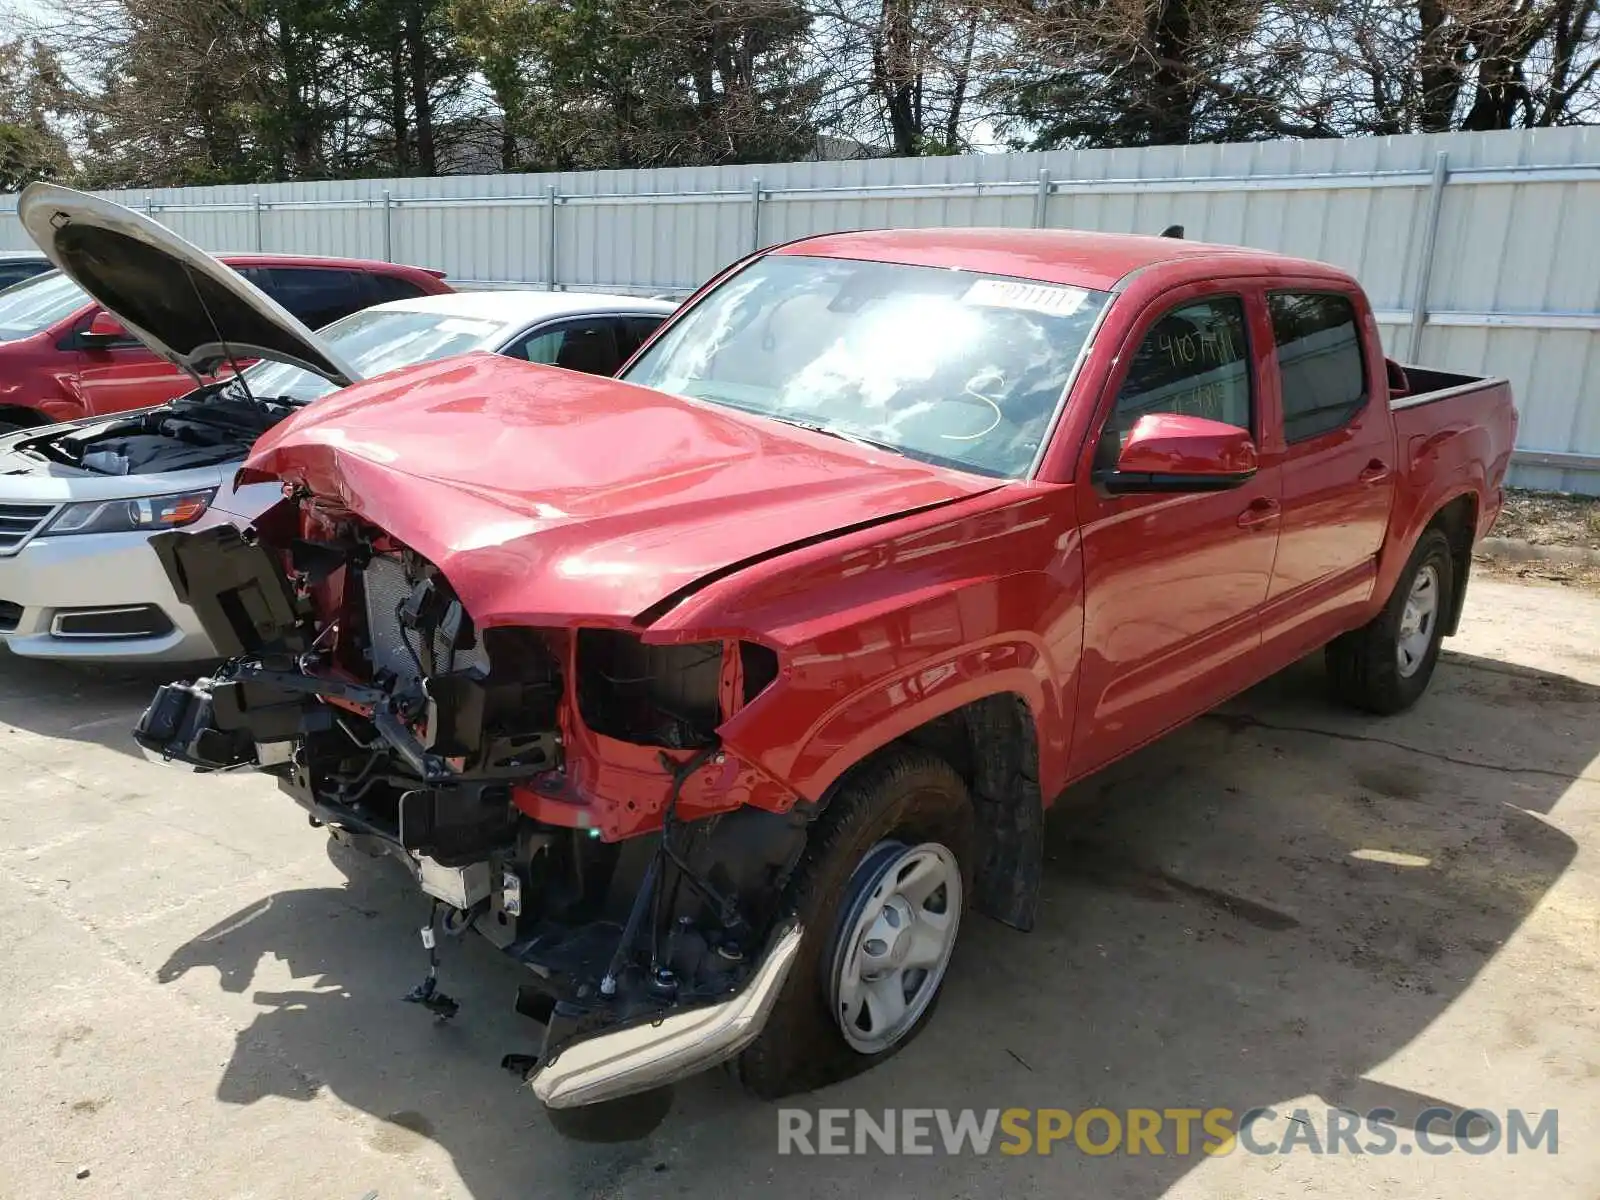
[735,748,974,1100]
[1326,527,1454,715]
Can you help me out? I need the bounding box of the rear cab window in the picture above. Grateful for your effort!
[1268,292,1367,442]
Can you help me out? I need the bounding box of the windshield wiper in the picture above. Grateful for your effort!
[761,414,902,455]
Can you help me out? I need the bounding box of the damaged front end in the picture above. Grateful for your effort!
[134,507,810,1112]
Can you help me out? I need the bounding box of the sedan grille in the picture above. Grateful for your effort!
[0,502,54,554]
[361,554,490,684]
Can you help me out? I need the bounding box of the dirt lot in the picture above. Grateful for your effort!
[1479,491,1600,591]
[1494,490,1600,551]
[0,576,1596,1200]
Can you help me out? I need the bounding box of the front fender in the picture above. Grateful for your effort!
[721,630,1071,805]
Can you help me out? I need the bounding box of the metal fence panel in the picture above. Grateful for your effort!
[4,125,1599,491]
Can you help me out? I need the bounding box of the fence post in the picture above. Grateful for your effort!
[546,184,559,291]
[144,194,154,218]
[252,194,263,252]
[1408,151,1451,360]
[1033,168,1051,228]
[381,190,394,263]
[750,177,763,251]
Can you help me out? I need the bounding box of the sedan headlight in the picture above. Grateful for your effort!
[41,489,217,537]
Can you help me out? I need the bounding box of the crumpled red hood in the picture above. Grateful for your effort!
[242,353,997,627]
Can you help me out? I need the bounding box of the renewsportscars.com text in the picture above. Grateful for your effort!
[777,1107,1559,1157]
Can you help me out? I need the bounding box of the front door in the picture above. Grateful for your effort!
[69,309,188,417]
[1070,288,1283,776]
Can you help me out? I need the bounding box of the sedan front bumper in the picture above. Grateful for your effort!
[0,523,223,662]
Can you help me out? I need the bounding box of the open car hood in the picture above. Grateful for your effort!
[241,353,1001,627]
[17,183,362,388]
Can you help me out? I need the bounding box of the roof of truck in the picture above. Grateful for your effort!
[779,227,1287,292]
[372,289,677,323]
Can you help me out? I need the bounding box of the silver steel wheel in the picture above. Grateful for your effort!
[1396,563,1440,678]
[829,840,962,1055]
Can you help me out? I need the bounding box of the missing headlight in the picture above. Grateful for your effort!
[576,630,724,748]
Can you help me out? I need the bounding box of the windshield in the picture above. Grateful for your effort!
[243,307,506,403]
[622,255,1110,478]
[0,270,89,341]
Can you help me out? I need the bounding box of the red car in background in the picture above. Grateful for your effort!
[0,254,451,430]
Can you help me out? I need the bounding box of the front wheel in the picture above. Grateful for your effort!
[1326,527,1454,715]
[735,749,973,1100]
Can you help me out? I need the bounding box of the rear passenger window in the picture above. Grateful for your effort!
[1269,292,1367,443]
[255,268,371,330]
[1112,297,1252,439]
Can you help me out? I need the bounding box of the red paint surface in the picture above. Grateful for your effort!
[251,230,1516,841]
[1114,413,1258,476]
[0,256,450,425]
[243,353,999,628]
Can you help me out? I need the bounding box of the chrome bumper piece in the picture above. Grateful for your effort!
[531,921,805,1109]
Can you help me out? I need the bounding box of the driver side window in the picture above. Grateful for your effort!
[1118,297,1252,429]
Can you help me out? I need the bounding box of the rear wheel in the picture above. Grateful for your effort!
[735,749,973,1100]
[1326,527,1454,715]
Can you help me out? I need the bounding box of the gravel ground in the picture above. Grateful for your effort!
[0,577,1596,1199]
[1494,490,1600,551]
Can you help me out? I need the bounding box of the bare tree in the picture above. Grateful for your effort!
[1276,0,1600,134]
[804,0,995,154]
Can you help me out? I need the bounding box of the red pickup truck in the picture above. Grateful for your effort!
[133,226,1515,1132]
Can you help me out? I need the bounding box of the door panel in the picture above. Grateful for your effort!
[70,310,189,416]
[1261,290,1396,650]
[1071,290,1281,777]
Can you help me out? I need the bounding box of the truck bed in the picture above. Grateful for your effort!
[1389,366,1518,543]
[1391,365,1505,410]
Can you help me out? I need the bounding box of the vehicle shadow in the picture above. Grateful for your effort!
[152,647,1593,1197]
[0,649,213,759]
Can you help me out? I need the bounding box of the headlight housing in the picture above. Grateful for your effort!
[41,489,217,537]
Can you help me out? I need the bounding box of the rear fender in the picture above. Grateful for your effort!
[1373,428,1489,614]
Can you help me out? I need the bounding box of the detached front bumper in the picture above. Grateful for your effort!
[532,921,804,1109]
[0,523,225,662]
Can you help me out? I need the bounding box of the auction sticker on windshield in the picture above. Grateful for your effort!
[963,279,1089,317]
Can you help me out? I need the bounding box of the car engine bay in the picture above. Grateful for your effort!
[19,383,297,476]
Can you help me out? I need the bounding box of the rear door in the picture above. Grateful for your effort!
[1070,285,1284,776]
[1259,287,1398,654]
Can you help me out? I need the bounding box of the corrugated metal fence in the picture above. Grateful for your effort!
[4,126,1599,491]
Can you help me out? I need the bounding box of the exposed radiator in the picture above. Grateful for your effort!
[361,554,490,683]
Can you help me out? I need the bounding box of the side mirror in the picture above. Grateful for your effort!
[81,310,128,347]
[1098,413,1257,494]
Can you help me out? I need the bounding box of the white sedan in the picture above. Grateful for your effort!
[0,282,674,662]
